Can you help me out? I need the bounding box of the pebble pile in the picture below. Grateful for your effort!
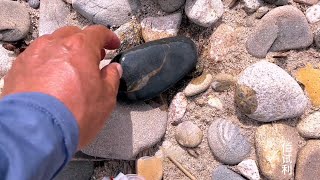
[0,0,319,179]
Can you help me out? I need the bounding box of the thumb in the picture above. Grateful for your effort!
[101,63,123,96]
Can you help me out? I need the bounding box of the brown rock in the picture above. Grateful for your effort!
[137,156,163,180]
[255,124,299,180]
[296,140,320,180]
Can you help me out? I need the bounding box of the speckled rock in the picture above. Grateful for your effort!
[237,159,260,180]
[0,44,15,78]
[184,73,213,97]
[235,61,308,122]
[82,101,167,160]
[175,121,203,148]
[294,0,318,5]
[263,0,288,5]
[72,0,141,26]
[255,124,299,180]
[207,96,223,110]
[54,161,94,180]
[306,4,320,23]
[296,140,320,180]
[243,0,263,13]
[246,6,313,58]
[185,0,224,27]
[39,0,69,36]
[211,73,236,92]
[168,92,188,122]
[212,165,246,180]
[297,111,320,138]
[141,13,182,42]
[28,0,40,9]
[137,156,163,180]
[158,0,186,12]
[208,119,251,165]
[112,36,197,101]
[0,1,30,41]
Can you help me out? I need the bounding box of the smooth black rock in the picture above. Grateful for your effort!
[112,36,198,101]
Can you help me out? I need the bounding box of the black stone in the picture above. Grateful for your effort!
[112,36,198,101]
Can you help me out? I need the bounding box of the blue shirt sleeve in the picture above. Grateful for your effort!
[0,93,79,180]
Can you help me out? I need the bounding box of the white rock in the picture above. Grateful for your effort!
[168,92,188,122]
[297,111,320,138]
[306,4,320,23]
[175,121,203,147]
[184,73,213,97]
[243,0,263,13]
[208,96,223,110]
[0,44,14,78]
[185,0,224,27]
[237,159,260,180]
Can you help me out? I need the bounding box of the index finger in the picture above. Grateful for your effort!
[81,25,120,50]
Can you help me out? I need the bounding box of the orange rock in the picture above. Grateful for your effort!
[296,64,320,107]
[136,156,163,180]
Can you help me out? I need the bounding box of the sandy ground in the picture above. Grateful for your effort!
[19,0,320,179]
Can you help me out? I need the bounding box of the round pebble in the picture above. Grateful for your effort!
[297,111,320,138]
[28,0,40,9]
[175,121,203,148]
[306,4,320,23]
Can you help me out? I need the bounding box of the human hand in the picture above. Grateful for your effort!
[2,25,122,148]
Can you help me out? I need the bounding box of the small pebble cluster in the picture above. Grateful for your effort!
[0,0,320,180]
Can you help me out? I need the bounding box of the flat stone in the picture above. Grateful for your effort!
[263,0,288,5]
[112,36,198,101]
[211,73,236,92]
[184,73,213,97]
[246,6,313,58]
[235,61,308,122]
[29,0,40,9]
[237,159,260,180]
[137,156,163,180]
[297,111,320,138]
[294,0,318,5]
[168,92,188,122]
[72,0,141,26]
[158,0,186,12]
[255,124,299,180]
[0,1,30,41]
[212,165,246,180]
[141,13,182,42]
[306,4,320,23]
[54,161,94,180]
[185,0,224,27]
[39,0,69,36]
[0,44,15,78]
[82,101,167,160]
[175,121,203,148]
[208,119,251,165]
[295,140,320,180]
[209,24,237,62]
[243,0,263,13]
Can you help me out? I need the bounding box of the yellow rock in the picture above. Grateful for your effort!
[136,156,163,180]
[296,64,320,107]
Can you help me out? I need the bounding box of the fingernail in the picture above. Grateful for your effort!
[115,63,123,78]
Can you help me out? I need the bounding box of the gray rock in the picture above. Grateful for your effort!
[212,165,246,180]
[54,161,94,180]
[246,6,313,58]
[255,124,299,180]
[39,0,69,36]
[208,119,251,165]
[72,0,141,26]
[235,61,308,122]
[141,13,182,42]
[211,73,236,92]
[184,73,213,97]
[168,92,188,122]
[175,121,203,148]
[297,111,320,138]
[0,1,30,41]
[296,140,320,180]
[306,4,320,23]
[185,0,224,27]
[315,29,320,49]
[82,101,167,160]
[28,0,40,9]
[263,0,288,5]
[158,0,186,12]
[237,159,260,180]
[0,44,15,78]
[243,0,263,13]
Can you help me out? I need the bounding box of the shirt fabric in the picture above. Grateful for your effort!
[0,93,79,180]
